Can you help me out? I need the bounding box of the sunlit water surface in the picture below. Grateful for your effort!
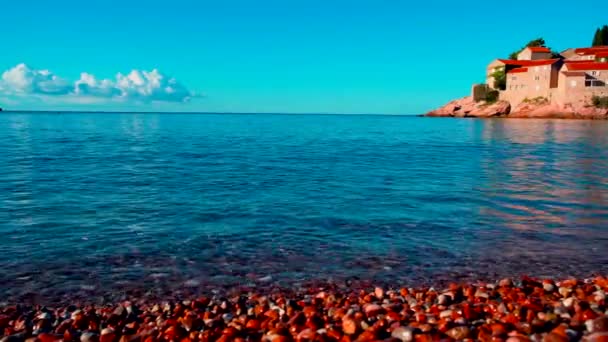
[1,113,607,303]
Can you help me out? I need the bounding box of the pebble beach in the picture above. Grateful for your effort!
[2,276,608,342]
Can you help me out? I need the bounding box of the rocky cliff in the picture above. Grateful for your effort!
[426,97,511,118]
[426,97,608,119]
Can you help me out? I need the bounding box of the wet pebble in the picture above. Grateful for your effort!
[0,275,606,341]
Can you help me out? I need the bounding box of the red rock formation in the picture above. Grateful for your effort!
[509,101,608,119]
[427,96,608,119]
[426,97,511,118]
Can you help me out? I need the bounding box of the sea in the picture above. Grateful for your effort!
[1,112,607,303]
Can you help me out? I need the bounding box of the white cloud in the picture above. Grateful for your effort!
[74,72,121,98]
[2,64,71,95]
[0,63,195,103]
[113,70,193,102]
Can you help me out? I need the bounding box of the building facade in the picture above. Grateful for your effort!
[485,45,608,107]
[517,46,552,61]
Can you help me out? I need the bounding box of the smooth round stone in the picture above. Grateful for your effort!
[342,317,357,335]
[363,304,382,316]
[585,332,608,342]
[439,310,453,319]
[499,278,513,287]
[559,287,572,297]
[543,283,556,292]
[70,310,83,320]
[80,332,98,342]
[36,313,51,321]
[374,287,384,299]
[446,326,470,340]
[391,326,414,342]
[100,328,114,336]
[474,290,489,299]
[562,297,575,308]
[591,316,608,333]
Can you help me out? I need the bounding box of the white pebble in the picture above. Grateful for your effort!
[391,326,414,342]
[594,290,606,302]
[101,328,114,336]
[440,310,453,319]
[474,290,489,299]
[562,297,575,308]
[559,286,572,297]
[437,294,449,305]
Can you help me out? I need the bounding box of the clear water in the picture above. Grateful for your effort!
[1,113,607,302]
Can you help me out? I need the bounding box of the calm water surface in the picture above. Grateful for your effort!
[1,113,607,302]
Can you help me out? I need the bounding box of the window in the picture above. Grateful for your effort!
[585,78,606,87]
[592,71,597,76]
[534,76,540,81]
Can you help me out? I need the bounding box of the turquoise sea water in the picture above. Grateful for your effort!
[1,112,607,302]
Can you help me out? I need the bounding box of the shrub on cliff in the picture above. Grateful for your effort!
[486,90,499,104]
[592,96,608,108]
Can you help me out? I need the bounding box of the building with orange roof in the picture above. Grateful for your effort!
[484,45,608,107]
[560,46,608,60]
[516,46,552,61]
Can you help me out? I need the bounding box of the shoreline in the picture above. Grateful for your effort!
[425,115,608,120]
[425,96,608,120]
[2,276,607,341]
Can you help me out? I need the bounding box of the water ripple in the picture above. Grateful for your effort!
[0,113,607,302]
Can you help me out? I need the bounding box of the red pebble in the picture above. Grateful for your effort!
[246,319,261,330]
[38,334,59,342]
[342,316,358,335]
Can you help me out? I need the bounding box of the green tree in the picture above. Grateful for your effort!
[509,38,548,59]
[526,38,546,47]
[592,28,603,46]
[592,26,608,46]
[490,68,506,90]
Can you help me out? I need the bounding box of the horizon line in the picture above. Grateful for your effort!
[0,109,421,116]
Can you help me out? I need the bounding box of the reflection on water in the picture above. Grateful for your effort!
[0,113,607,302]
[478,119,608,231]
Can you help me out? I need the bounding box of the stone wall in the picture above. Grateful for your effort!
[559,88,608,107]
[471,84,489,102]
[500,85,608,109]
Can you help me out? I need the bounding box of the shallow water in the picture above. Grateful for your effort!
[1,113,607,302]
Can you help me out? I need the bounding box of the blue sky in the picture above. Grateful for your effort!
[1,0,607,114]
